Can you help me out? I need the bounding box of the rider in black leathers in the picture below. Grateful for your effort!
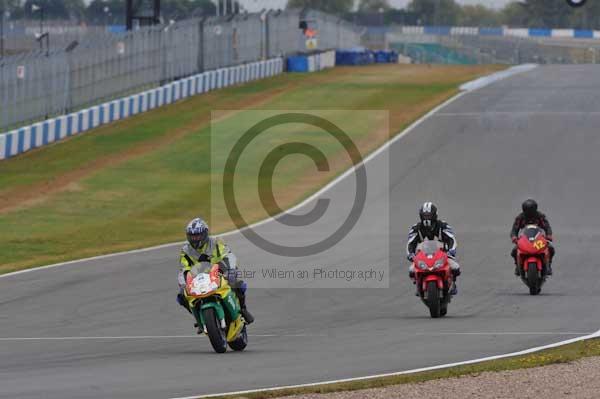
[407,202,461,295]
[510,199,555,276]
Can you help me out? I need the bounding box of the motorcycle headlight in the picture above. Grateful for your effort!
[418,261,428,270]
[433,259,445,269]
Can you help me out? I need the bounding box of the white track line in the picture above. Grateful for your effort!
[459,64,537,91]
[171,329,600,399]
[422,332,593,336]
[0,332,589,342]
[0,334,326,341]
[435,111,600,117]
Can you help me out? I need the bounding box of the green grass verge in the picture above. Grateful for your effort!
[211,338,600,399]
[0,64,503,273]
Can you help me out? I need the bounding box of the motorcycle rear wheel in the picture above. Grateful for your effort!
[427,281,441,318]
[203,307,228,353]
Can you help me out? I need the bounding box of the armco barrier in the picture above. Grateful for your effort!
[373,50,399,63]
[336,49,375,66]
[0,58,284,160]
[529,28,552,37]
[397,25,600,40]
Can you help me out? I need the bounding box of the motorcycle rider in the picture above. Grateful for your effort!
[511,199,555,276]
[176,218,254,330]
[407,202,461,295]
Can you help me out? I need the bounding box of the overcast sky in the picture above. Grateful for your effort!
[238,0,514,12]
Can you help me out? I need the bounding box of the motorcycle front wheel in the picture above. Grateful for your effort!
[527,264,541,295]
[426,281,441,318]
[203,307,228,353]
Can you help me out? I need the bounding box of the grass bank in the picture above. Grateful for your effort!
[0,64,502,273]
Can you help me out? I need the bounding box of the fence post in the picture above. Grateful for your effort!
[263,10,271,60]
[198,18,205,73]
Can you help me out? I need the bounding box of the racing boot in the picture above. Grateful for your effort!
[409,266,419,296]
[234,287,254,324]
[547,245,555,276]
[449,269,460,296]
[511,247,520,276]
[176,292,192,314]
[449,280,458,295]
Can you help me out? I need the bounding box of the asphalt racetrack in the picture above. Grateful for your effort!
[2,65,600,399]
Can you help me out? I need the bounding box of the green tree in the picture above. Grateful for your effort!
[501,1,527,27]
[188,0,216,16]
[286,0,354,15]
[161,0,215,20]
[86,0,125,25]
[1,0,25,19]
[407,0,461,26]
[358,0,391,13]
[458,4,502,27]
[518,0,573,28]
[24,0,85,20]
[86,0,215,25]
[567,1,600,30]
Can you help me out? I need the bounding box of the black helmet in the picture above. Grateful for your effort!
[522,199,538,219]
[419,202,438,229]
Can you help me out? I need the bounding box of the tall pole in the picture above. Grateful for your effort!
[153,0,160,24]
[39,7,43,52]
[434,0,439,26]
[0,0,4,59]
[126,0,133,30]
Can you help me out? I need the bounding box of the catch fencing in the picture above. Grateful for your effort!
[0,9,362,132]
[0,58,284,160]
[388,31,600,65]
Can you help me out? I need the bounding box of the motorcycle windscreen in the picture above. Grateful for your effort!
[520,225,544,240]
[190,262,213,277]
[418,239,443,256]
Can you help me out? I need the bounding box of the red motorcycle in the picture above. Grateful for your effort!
[412,240,454,318]
[516,225,550,295]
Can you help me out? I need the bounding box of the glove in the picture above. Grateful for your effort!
[448,249,457,258]
[197,253,210,263]
[511,237,518,244]
[407,253,415,262]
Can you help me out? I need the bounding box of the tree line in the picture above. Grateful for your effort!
[2,0,600,29]
[288,0,600,30]
[0,0,215,24]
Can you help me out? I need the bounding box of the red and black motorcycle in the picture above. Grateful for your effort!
[516,225,550,295]
[412,240,454,318]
